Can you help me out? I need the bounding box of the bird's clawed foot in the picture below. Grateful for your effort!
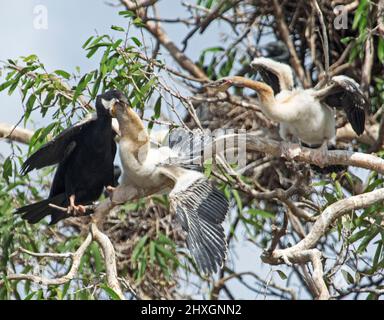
[106,186,116,200]
[312,142,328,168]
[67,195,87,216]
[281,142,301,161]
[67,204,87,216]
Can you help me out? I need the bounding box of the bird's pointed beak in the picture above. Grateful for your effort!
[110,98,130,117]
[110,98,119,117]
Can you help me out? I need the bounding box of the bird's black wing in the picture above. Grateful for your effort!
[21,115,97,175]
[256,67,281,96]
[250,58,294,95]
[320,78,368,136]
[49,159,68,197]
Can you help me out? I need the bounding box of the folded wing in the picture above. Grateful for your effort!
[21,115,96,175]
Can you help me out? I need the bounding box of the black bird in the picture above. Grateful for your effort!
[16,90,127,225]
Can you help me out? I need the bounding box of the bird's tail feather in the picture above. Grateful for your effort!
[15,193,67,225]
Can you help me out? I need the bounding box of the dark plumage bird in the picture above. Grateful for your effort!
[15,90,127,225]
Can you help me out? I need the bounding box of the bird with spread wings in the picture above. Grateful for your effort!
[108,100,229,275]
[205,57,369,166]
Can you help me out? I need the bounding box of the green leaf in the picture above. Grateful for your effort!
[204,159,212,178]
[22,54,38,63]
[0,80,13,92]
[82,36,94,49]
[131,235,148,264]
[73,72,93,103]
[357,226,379,253]
[341,37,353,45]
[119,10,135,17]
[232,189,243,212]
[100,284,122,300]
[352,0,368,30]
[341,269,355,285]
[373,242,383,269]
[378,38,384,64]
[349,228,368,243]
[131,37,142,47]
[276,270,287,280]
[111,25,125,32]
[133,17,144,27]
[149,241,156,266]
[334,181,343,199]
[248,208,275,219]
[153,96,162,118]
[155,244,178,263]
[2,157,12,183]
[23,291,37,300]
[54,70,71,80]
[90,243,103,274]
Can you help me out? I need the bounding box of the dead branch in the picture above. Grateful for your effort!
[120,0,208,80]
[6,232,92,286]
[261,187,384,299]
[234,134,384,174]
[5,223,127,300]
[0,122,34,145]
[273,0,310,88]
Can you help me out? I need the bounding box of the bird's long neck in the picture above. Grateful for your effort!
[311,85,333,100]
[228,76,285,120]
[117,108,149,162]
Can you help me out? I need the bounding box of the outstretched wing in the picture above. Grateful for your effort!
[250,57,294,95]
[21,114,96,175]
[159,167,229,275]
[316,76,368,136]
[160,127,209,170]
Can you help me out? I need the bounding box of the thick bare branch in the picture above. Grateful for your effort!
[238,134,384,174]
[91,223,125,299]
[6,223,126,300]
[7,232,92,286]
[0,122,34,144]
[262,188,384,299]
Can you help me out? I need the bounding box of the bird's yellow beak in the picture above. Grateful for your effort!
[110,101,118,117]
[110,100,131,117]
[109,99,121,118]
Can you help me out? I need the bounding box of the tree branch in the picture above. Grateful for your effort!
[0,122,34,145]
[120,0,209,80]
[261,187,384,299]
[5,223,127,300]
[272,0,310,87]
